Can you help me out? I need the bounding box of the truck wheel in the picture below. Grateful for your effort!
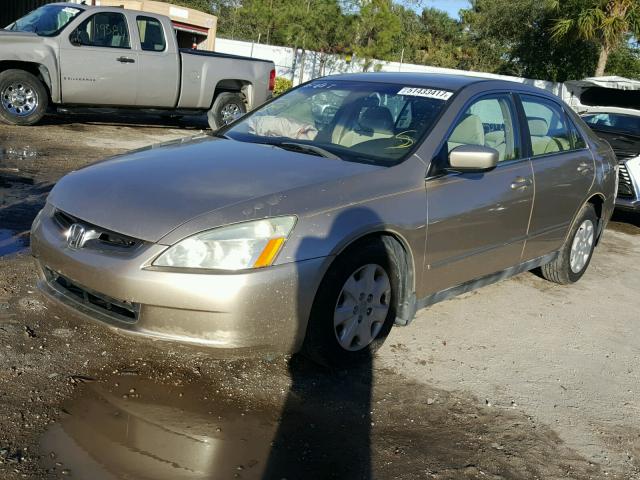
[301,237,399,368]
[207,92,246,130]
[0,69,48,126]
[540,204,598,285]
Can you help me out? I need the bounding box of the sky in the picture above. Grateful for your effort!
[427,0,469,18]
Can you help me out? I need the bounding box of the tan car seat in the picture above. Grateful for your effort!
[528,117,570,155]
[335,106,394,148]
[484,131,506,160]
[447,114,485,152]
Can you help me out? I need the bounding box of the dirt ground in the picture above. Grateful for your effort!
[0,114,639,480]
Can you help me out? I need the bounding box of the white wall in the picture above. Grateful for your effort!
[215,37,568,99]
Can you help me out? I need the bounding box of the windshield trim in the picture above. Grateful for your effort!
[218,78,458,168]
[9,4,85,37]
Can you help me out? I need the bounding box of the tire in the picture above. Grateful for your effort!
[541,204,598,285]
[302,237,400,368]
[0,69,48,126]
[207,92,246,131]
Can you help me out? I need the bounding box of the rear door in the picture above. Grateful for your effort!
[60,11,138,105]
[518,94,595,261]
[424,93,534,294]
[134,15,180,107]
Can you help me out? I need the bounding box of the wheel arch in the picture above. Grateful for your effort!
[211,79,251,109]
[0,61,53,102]
[329,229,417,327]
[585,193,606,245]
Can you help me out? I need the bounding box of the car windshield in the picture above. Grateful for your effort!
[582,113,640,136]
[7,5,83,36]
[222,80,452,166]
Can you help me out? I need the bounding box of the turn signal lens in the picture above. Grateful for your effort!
[253,237,285,268]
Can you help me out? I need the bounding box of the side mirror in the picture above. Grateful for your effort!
[448,145,499,172]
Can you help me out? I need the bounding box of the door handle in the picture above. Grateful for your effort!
[510,177,532,190]
[577,162,592,174]
[116,56,135,63]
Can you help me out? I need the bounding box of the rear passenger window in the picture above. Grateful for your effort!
[521,95,572,157]
[447,95,519,162]
[70,12,130,49]
[137,16,166,52]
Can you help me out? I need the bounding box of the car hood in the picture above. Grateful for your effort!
[0,30,39,38]
[48,136,381,243]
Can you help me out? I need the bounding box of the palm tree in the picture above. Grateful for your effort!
[550,0,640,76]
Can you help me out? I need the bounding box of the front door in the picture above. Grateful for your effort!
[518,94,596,261]
[134,15,179,107]
[424,94,534,295]
[60,11,138,105]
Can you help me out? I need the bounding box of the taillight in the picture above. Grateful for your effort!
[268,69,276,91]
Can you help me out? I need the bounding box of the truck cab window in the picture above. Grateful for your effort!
[137,16,166,52]
[70,12,130,49]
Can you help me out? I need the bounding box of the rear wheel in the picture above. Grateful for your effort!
[302,237,400,368]
[0,69,48,126]
[541,204,598,284]
[207,92,246,131]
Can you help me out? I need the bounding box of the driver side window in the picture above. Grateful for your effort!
[447,95,518,162]
[70,12,130,49]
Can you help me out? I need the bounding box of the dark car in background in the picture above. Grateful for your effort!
[581,109,640,212]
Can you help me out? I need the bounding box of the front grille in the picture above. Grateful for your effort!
[45,268,139,323]
[53,209,142,251]
[618,163,636,199]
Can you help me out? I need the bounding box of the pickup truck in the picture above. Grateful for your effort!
[1,2,275,129]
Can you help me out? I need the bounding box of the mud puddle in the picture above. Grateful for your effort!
[40,374,278,480]
[0,228,28,256]
[38,359,604,480]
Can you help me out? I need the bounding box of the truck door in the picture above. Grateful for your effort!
[60,11,138,105]
[134,16,180,107]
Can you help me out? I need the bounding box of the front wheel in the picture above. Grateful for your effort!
[541,204,598,284]
[0,69,48,126]
[207,92,246,131]
[302,238,400,368]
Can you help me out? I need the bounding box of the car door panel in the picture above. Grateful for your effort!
[424,159,534,295]
[60,11,138,105]
[522,150,594,260]
[135,15,179,107]
[519,95,595,260]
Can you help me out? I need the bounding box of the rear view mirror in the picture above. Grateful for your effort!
[448,145,499,172]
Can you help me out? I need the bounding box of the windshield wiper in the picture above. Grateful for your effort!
[277,142,342,160]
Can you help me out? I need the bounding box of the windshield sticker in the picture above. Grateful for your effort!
[62,7,80,14]
[397,87,453,101]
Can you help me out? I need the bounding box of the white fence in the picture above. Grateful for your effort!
[214,37,569,99]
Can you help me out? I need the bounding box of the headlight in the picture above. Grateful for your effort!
[153,217,296,271]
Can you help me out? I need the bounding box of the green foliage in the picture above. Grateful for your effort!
[273,76,293,95]
[158,0,640,83]
[606,41,640,78]
[550,0,640,75]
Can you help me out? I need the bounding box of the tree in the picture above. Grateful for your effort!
[550,0,640,76]
[350,0,402,70]
[461,0,599,81]
[606,38,640,78]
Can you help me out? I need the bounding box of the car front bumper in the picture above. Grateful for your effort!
[31,205,327,354]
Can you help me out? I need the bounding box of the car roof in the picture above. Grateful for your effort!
[323,72,556,96]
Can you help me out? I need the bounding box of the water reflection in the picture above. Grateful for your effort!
[40,375,279,479]
[0,228,28,256]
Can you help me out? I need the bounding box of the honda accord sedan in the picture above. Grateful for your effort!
[31,73,617,366]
